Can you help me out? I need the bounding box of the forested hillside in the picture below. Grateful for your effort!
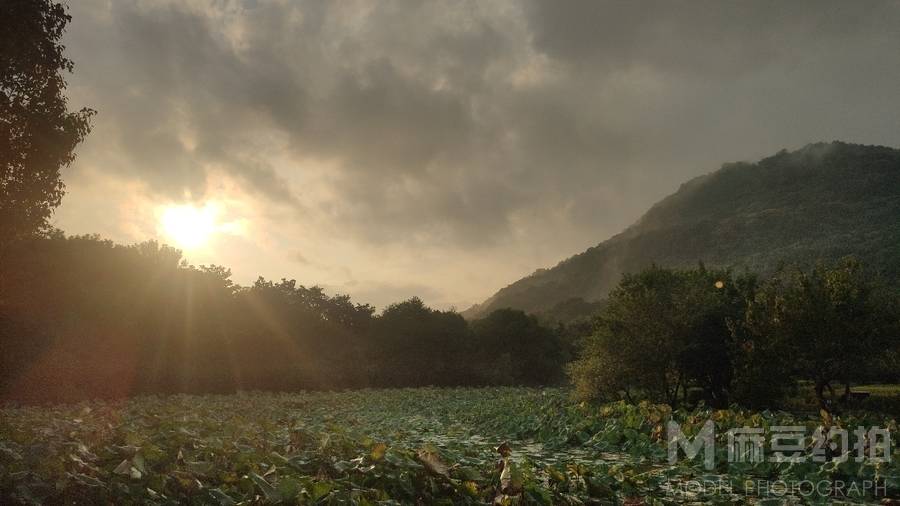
[465,142,900,319]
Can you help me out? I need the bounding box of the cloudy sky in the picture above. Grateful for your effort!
[56,0,900,310]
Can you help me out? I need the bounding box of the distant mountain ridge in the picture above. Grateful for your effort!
[463,142,900,320]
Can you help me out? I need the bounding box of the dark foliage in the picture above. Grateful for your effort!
[0,235,567,403]
[469,308,565,385]
[569,265,756,408]
[0,0,93,250]
[570,261,900,411]
[736,258,900,410]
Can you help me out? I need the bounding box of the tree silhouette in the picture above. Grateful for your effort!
[0,0,94,251]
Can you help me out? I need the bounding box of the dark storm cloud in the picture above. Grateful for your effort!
[522,0,897,76]
[65,0,900,250]
[67,1,303,203]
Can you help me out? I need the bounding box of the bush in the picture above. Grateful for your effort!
[569,259,900,411]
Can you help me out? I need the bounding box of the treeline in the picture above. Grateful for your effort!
[0,234,568,403]
[569,259,900,412]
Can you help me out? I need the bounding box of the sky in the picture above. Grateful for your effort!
[56,0,900,311]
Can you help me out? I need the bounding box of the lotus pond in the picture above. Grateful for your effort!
[1,387,898,504]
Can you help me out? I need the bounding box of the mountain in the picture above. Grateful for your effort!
[464,142,900,320]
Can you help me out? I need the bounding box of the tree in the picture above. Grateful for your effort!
[740,258,899,412]
[370,297,470,386]
[470,308,564,385]
[1,0,94,249]
[569,265,754,407]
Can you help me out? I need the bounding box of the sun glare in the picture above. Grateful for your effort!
[159,204,218,250]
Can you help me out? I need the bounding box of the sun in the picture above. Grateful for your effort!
[159,204,218,250]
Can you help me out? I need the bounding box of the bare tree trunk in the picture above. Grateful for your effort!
[669,372,683,409]
[815,378,829,412]
[840,382,851,404]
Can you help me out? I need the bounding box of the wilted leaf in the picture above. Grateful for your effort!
[416,448,450,478]
[499,458,523,495]
[113,460,131,475]
[370,442,387,461]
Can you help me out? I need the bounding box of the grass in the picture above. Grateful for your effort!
[783,382,900,416]
[1,387,898,504]
[855,384,900,396]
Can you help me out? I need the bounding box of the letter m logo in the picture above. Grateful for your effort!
[667,420,715,470]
